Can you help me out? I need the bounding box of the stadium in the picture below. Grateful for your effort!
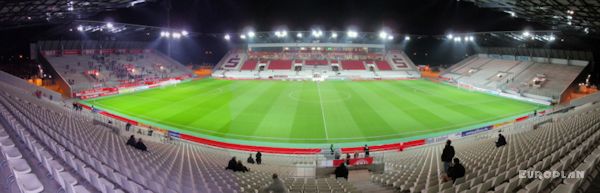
[0,0,599,193]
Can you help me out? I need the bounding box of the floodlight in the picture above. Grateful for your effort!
[181,30,188,36]
[247,31,255,38]
[297,32,303,38]
[388,35,394,40]
[379,31,388,39]
[172,32,181,39]
[548,35,556,41]
[331,32,338,38]
[404,36,410,40]
[240,34,247,39]
[76,25,84,32]
[347,30,358,38]
[454,37,461,42]
[522,31,530,37]
[447,34,453,39]
[224,34,231,40]
[312,30,323,37]
[106,22,114,29]
[164,32,171,38]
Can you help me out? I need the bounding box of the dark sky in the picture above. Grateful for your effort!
[92,0,545,35]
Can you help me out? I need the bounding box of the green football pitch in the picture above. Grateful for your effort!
[83,79,545,147]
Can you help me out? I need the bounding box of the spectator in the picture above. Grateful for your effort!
[260,174,288,193]
[236,160,249,172]
[335,163,349,180]
[125,122,131,131]
[334,151,340,160]
[126,135,136,146]
[441,140,455,173]
[353,151,359,159]
[364,144,370,157]
[247,154,255,164]
[496,133,507,147]
[446,158,465,183]
[256,151,262,165]
[226,157,237,171]
[135,138,147,151]
[330,144,335,155]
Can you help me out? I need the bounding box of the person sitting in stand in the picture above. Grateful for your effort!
[236,160,249,172]
[247,154,255,164]
[446,158,466,183]
[335,163,349,180]
[135,138,147,151]
[496,133,507,147]
[364,144,370,157]
[226,157,237,171]
[126,135,136,146]
[260,173,288,193]
[353,151,359,159]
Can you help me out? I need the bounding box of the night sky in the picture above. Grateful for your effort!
[0,0,597,76]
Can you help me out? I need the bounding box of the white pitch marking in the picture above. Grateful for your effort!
[316,82,329,139]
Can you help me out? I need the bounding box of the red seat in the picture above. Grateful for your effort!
[375,60,392,70]
[267,60,293,70]
[341,60,366,70]
[240,60,258,70]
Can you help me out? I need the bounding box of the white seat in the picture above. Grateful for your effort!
[16,173,44,193]
[8,158,32,175]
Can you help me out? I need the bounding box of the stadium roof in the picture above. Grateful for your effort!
[467,0,600,36]
[0,0,153,27]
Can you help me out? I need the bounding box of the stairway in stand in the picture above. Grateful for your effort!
[349,170,395,193]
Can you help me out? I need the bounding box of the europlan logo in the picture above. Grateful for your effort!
[518,170,585,179]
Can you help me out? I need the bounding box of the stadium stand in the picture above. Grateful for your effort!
[213,46,420,80]
[371,102,600,193]
[441,54,587,104]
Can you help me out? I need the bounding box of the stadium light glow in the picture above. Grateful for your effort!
[404,35,410,41]
[224,34,230,40]
[164,32,171,38]
[312,30,323,37]
[379,31,388,39]
[247,31,255,38]
[347,30,358,38]
[548,35,556,41]
[388,35,394,40]
[331,32,338,38]
[453,37,461,42]
[106,22,114,29]
[240,34,247,39]
[172,32,181,39]
[522,31,530,37]
[76,25,84,32]
[297,32,303,38]
[275,30,288,38]
[447,34,453,39]
[181,30,188,36]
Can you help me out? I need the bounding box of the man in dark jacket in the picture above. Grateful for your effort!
[135,138,147,151]
[335,163,349,180]
[364,144,370,157]
[236,160,249,172]
[441,140,455,173]
[226,157,237,171]
[126,135,136,146]
[256,151,262,165]
[496,133,507,147]
[447,158,465,183]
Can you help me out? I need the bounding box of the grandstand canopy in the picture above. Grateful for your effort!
[0,0,153,27]
[467,0,600,36]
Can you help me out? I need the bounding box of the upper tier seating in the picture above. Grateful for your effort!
[341,60,366,70]
[371,102,600,193]
[375,60,393,71]
[240,60,258,71]
[267,60,293,70]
